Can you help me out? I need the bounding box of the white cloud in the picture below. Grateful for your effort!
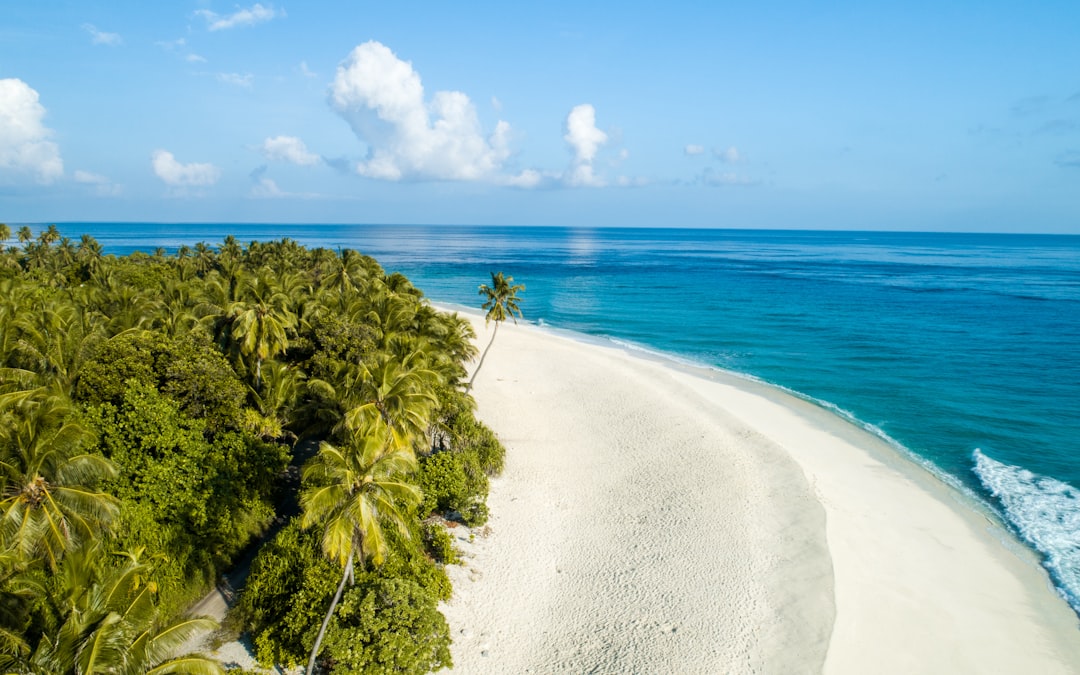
[261,135,320,165]
[0,78,63,183]
[564,104,607,164]
[74,169,122,196]
[151,149,221,187]
[217,72,253,88]
[196,3,283,31]
[684,144,705,156]
[251,176,284,197]
[187,54,208,63]
[714,145,742,163]
[82,23,122,46]
[329,41,516,182]
[298,61,317,79]
[563,104,608,186]
[499,168,543,188]
[74,169,106,184]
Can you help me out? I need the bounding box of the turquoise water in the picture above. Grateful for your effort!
[46,222,1080,611]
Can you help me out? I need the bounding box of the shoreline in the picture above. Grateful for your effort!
[437,304,1080,673]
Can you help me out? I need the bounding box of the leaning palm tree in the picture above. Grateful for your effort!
[299,435,421,675]
[469,271,524,387]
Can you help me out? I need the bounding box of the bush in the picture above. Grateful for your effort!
[238,520,454,671]
[323,576,452,675]
[238,520,339,668]
[417,450,489,526]
[421,521,459,566]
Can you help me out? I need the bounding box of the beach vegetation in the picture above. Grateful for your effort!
[0,227,505,673]
[469,271,524,387]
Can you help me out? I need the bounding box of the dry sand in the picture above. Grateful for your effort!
[440,311,1080,674]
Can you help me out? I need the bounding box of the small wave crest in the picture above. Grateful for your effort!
[973,449,1080,613]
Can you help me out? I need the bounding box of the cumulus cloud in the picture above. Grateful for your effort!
[564,104,607,163]
[151,150,221,187]
[74,169,122,196]
[563,104,608,186]
[684,144,705,156]
[0,78,63,183]
[82,23,122,46]
[196,3,283,31]
[261,135,320,165]
[218,72,253,88]
[329,41,524,183]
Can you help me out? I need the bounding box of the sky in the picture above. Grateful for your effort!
[1,1,1079,232]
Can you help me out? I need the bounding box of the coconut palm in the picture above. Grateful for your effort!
[0,543,41,670]
[337,351,441,452]
[26,541,223,675]
[299,435,421,675]
[0,393,117,569]
[231,288,296,389]
[9,303,107,391]
[75,235,104,280]
[469,271,524,387]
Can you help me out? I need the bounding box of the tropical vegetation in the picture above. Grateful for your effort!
[0,224,506,674]
[468,271,524,387]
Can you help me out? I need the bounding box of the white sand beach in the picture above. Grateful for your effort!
[441,312,1080,673]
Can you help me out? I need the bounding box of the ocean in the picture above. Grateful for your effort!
[42,222,1080,613]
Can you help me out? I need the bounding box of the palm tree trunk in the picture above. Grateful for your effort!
[307,551,353,675]
[467,321,499,389]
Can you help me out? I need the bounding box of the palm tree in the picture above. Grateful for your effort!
[26,541,224,674]
[9,303,106,392]
[75,235,104,280]
[0,224,10,243]
[231,294,295,390]
[469,271,524,387]
[333,351,441,452]
[0,393,118,569]
[0,543,41,670]
[299,435,421,675]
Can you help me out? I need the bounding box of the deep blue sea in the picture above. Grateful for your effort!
[41,222,1080,612]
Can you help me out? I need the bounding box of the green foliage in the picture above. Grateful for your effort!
[238,521,338,669]
[238,520,454,671]
[421,521,460,565]
[419,397,505,526]
[76,332,247,435]
[85,380,287,612]
[323,575,452,675]
[0,230,503,673]
[450,408,506,476]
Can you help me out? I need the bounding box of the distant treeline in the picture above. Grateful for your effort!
[0,224,503,673]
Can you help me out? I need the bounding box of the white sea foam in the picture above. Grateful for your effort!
[974,449,1080,611]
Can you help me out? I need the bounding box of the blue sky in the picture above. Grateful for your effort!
[1,1,1078,231]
